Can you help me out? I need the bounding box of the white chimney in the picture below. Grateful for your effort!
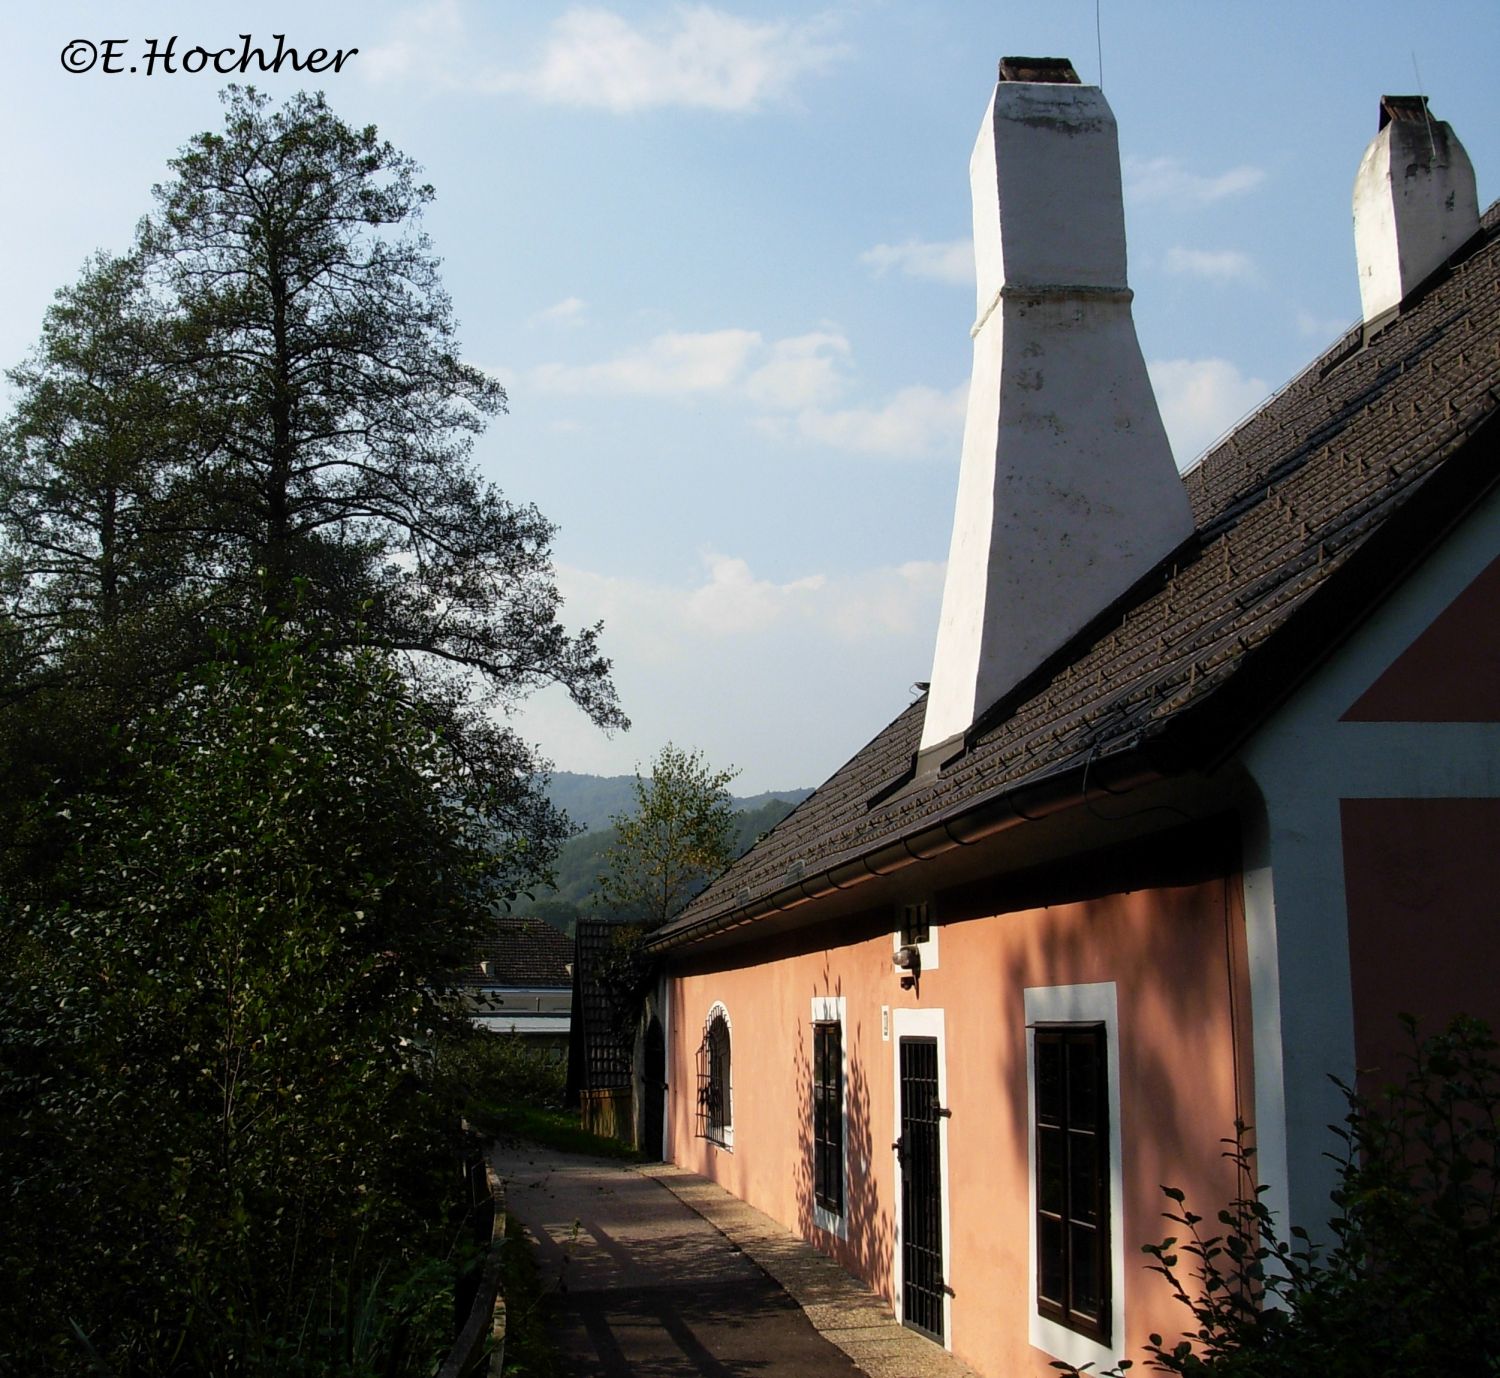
[1354,95,1479,327]
[919,58,1193,760]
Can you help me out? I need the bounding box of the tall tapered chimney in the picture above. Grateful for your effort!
[919,58,1193,760]
[1353,95,1479,327]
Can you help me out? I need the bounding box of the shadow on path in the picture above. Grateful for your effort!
[492,1137,866,1378]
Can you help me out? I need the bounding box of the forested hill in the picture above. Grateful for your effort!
[514,788,810,934]
[543,770,811,834]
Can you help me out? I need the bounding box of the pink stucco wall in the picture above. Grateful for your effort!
[1341,796,1500,1084]
[664,849,1254,1378]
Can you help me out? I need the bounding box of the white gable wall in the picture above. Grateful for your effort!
[1239,479,1500,1235]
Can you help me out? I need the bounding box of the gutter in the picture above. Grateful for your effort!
[646,742,1163,956]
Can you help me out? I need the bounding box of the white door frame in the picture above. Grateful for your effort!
[890,1006,953,1348]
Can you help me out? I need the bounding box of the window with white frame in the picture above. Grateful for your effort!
[1025,983,1124,1372]
[696,1004,733,1147]
[810,994,847,1236]
[893,898,940,972]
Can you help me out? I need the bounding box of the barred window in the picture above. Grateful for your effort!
[696,1007,732,1145]
[813,1020,843,1217]
[1035,1023,1110,1343]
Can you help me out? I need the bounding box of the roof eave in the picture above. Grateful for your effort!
[646,739,1164,954]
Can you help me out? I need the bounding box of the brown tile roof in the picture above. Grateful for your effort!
[461,915,574,987]
[654,203,1500,952]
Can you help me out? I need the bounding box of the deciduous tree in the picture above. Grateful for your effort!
[597,744,738,930]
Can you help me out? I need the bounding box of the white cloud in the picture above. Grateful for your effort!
[531,328,762,395]
[513,6,843,111]
[744,332,849,409]
[507,553,946,788]
[533,296,587,325]
[563,551,944,652]
[370,3,846,110]
[1164,246,1256,282]
[788,383,967,459]
[1125,156,1267,206]
[362,0,467,84]
[1148,357,1269,467]
[528,326,851,408]
[860,238,973,286]
[527,326,957,457]
[686,553,827,635]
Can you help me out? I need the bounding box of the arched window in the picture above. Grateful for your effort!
[696,1004,733,1147]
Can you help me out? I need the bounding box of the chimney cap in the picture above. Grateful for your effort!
[998,56,1080,85]
[1378,94,1430,130]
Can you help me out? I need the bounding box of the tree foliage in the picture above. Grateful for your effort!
[1,633,493,1375]
[1,86,624,876]
[0,88,624,1375]
[596,744,738,930]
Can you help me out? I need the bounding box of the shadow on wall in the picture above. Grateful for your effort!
[956,820,1255,1363]
[792,967,896,1306]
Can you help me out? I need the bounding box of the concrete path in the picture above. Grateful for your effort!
[490,1137,978,1378]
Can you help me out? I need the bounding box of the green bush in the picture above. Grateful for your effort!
[0,635,502,1375]
[447,1032,568,1110]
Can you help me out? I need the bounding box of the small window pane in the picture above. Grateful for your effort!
[1039,1216,1066,1305]
[1038,1126,1065,1215]
[1069,1222,1101,1319]
[1067,1132,1098,1224]
[1067,1038,1098,1130]
[1036,1036,1063,1124]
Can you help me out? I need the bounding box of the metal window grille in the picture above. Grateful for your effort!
[813,1021,843,1216]
[696,1011,732,1143]
[1035,1023,1110,1343]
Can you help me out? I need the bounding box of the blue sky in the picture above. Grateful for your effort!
[4,2,1498,791]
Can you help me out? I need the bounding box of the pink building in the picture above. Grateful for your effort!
[642,60,1500,1378]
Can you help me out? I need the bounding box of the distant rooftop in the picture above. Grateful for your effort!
[460,915,573,988]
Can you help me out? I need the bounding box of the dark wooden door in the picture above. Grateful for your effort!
[898,1036,944,1342]
[643,1017,666,1160]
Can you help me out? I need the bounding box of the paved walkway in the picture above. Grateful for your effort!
[489,1137,978,1378]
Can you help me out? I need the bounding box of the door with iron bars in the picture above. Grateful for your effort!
[897,1035,946,1342]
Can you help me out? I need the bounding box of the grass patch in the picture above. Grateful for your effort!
[498,1216,563,1378]
[473,1102,644,1161]
[450,1031,642,1160]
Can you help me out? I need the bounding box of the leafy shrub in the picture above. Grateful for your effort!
[447,1032,567,1110]
[0,635,503,1375]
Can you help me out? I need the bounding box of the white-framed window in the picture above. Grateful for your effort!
[811,994,848,1239]
[696,1002,733,1149]
[893,898,940,972]
[1024,983,1124,1372]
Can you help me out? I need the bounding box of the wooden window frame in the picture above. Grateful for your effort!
[813,1019,844,1217]
[1034,1022,1111,1344]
